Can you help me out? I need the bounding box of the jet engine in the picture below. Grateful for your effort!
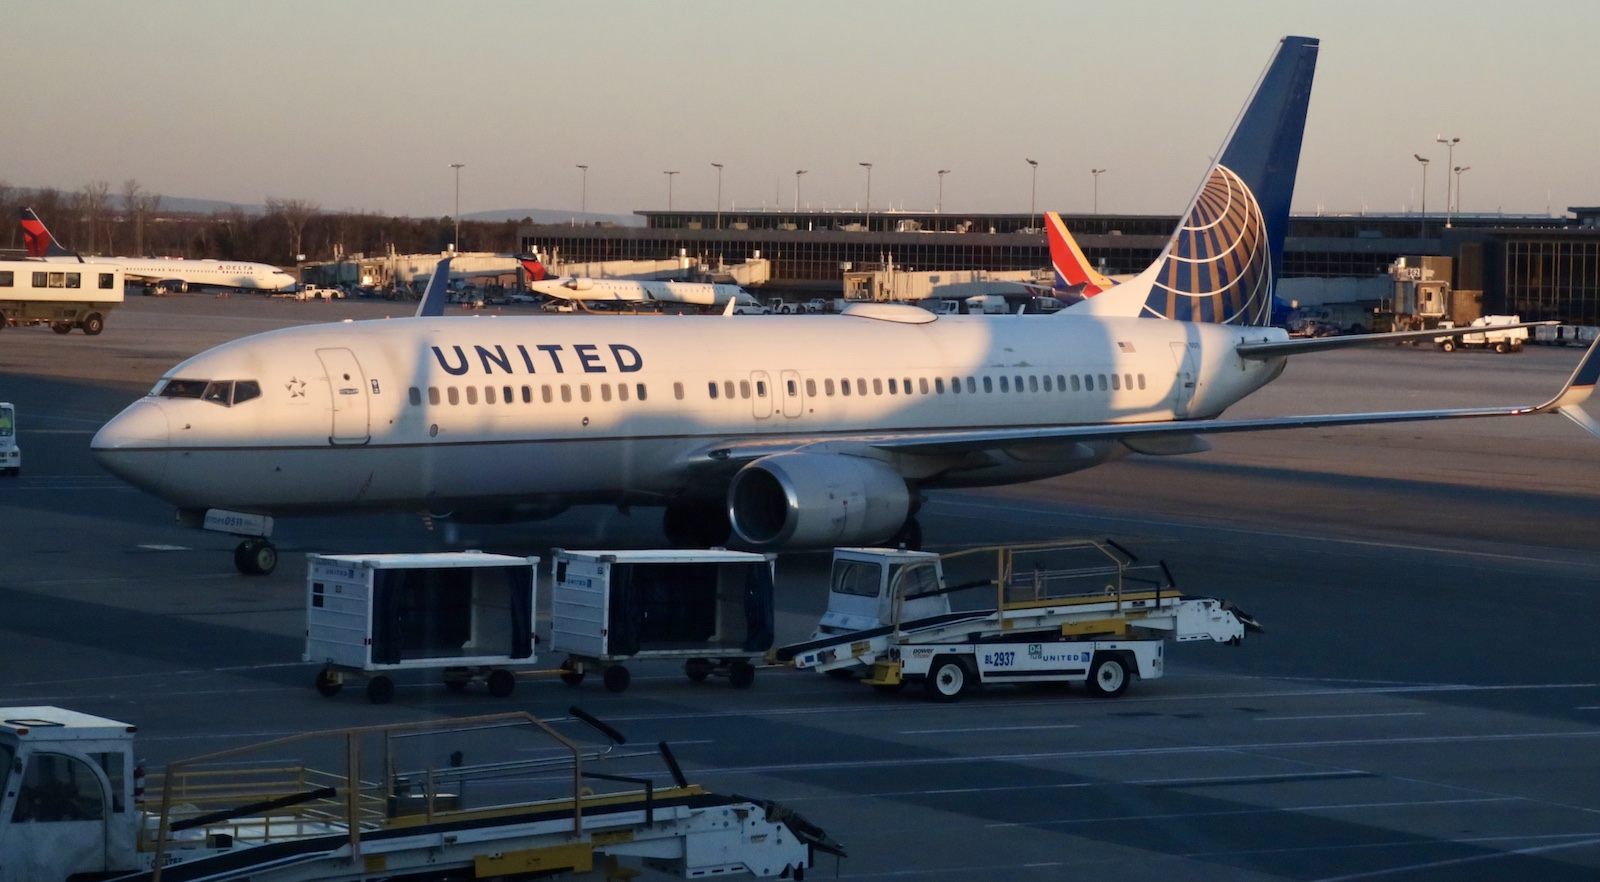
[727,453,910,548]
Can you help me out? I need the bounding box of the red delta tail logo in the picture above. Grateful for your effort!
[518,256,547,282]
[1045,212,1116,296]
[20,209,54,258]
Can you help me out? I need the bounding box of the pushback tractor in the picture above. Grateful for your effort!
[0,706,843,882]
[777,541,1262,701]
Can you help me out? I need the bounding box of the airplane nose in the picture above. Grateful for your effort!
[91,399,170,491]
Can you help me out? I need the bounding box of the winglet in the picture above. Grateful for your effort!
[1539,336,1600,413]
[414,258,452,318]
[20,208,80,260]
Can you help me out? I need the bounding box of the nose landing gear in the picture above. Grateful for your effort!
[234,538,279,575]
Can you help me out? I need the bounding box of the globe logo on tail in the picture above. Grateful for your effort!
[1146,166,1271,325]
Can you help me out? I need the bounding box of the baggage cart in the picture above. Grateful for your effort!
[550,549,776,692]
[303,551,538,703]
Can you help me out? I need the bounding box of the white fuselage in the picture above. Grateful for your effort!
[91,311,1285,517]
[530,277,753,307]
[39,255,295,291]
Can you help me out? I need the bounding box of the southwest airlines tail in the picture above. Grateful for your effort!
[1067,36,1318,325]
[20,208,77,259]
[1045,212,1117,296]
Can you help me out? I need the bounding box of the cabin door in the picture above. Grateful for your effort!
[1168,342,1199,418]
[317,348,371,445]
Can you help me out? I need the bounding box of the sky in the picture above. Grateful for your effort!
[5,0,1598,220]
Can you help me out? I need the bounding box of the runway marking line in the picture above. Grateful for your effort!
[897,724,1081,735]
[982,796,1520,829]
[1254,712,1427,722]
[1310,834,1600,882]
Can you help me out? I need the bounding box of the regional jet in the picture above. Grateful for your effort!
[92,36,1600,575]
[21,209,297,293]
[520,257,758,310]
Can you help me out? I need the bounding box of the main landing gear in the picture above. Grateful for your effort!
[234,538,279,575]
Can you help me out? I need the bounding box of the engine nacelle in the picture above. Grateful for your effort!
[727,453,910,548]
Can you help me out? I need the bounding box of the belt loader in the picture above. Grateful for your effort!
[0,706,842,882]
[777,541,1261,701]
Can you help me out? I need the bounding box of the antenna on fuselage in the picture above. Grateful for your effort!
[415,257,452,318]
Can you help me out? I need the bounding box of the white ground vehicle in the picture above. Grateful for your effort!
[550,549,776,692]
[779,542,1260,701]
[304,551,539,703]
[0,258,122,334]
[0,402,18,475]
[1437,315,1529,353]
[0,706,841,882]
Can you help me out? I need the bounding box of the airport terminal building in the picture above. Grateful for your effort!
[520,208,1600,324]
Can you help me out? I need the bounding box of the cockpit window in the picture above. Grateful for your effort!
[157,379,261,407]
[158,379,208,399]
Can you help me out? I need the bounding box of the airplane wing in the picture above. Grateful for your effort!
[414,258,452,317]
[1236,321,1556,358]
[688,338,1600,467]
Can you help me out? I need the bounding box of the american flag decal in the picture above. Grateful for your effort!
[1118,341,1136,353]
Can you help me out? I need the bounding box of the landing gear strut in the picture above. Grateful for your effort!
[234,538,278,575]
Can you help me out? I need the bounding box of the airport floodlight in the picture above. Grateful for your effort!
[1454,165,1472,217]
[576,164,588,218]
[711,163,724,229]
[859,163,873,230]
[1026,159,1039,230]
[449,163,465,252]
[1414,154,1430,238]
[1091,168,1107,214]
[937,169,950,214]
[795,170,807,212]
[1437,136,1461,226]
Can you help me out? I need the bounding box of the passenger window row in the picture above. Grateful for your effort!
[815,372,1147,397]
[410,383,649,407]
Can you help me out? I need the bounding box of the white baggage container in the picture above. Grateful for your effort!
[550,549,776,693]
[303,551,538,703]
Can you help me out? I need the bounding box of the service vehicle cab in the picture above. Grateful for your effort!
[0,402,18,475]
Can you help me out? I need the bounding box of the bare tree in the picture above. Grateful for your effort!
[266,197,320,263]
[76,181,112,254]
[0,180,13,248]
[122,179,162,255]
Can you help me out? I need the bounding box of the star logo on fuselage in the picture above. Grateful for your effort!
[286,377,307,398]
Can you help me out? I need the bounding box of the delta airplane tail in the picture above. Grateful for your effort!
[1045,212,1117,296]
[1067,35,1318,325]
[517,255,549,282]
[20,208,77,259]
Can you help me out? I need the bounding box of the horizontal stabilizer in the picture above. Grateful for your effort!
[1237,322,1557,358]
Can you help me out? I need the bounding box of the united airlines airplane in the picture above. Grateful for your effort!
[92,37,1600,575]
[21,209,297,293]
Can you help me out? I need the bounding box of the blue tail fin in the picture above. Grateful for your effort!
[1067,36,1317,325]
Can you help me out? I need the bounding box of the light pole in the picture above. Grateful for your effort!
[937,169,950,214]
[1454,165,1471,218]
[1436,135,1460,226]
[859,162,873,231]
[1026,159,1039,230]
[664,170,679,211]
[794,169,806,213]
[575,164,588,217]
[1091,168,1107,214]
[1413,154,1430,238]
[449,162,465,252]
[710,163,724,230]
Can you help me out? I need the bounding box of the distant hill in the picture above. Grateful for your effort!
[463,208,644,227]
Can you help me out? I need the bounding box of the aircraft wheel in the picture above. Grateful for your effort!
[236,539,278,576]
[685,658,713,683]
[486,669,516,698]
[1085,653,1130,698]
[602,665,631,693]
[366,675,396,704]
[314,669,343,697]
[82,313,105,335]
[728,660,756,689]
[51,322,73,335]
[923,656,972,703]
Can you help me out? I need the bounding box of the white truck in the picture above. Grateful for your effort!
[0,402,18,476]
[778,542,1261,701]
[1436,314,1529,353]
[0,258,123,334]
[0,706,842,882]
